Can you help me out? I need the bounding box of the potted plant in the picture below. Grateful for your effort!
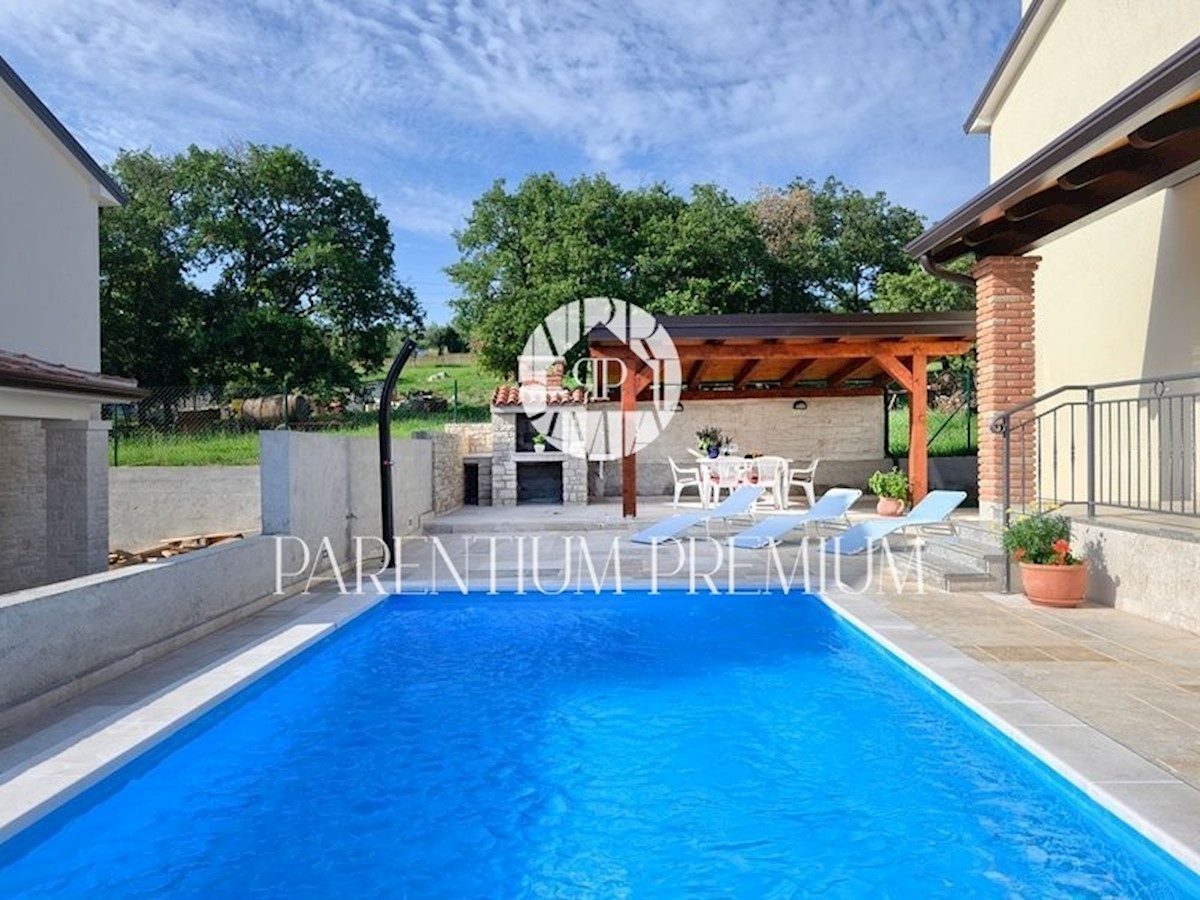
[868,468,909,516]
[1001,510,1088,608]
[532,433,547,453]
[696,426,727,459]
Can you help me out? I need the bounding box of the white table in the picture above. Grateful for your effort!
[696,456,791,510]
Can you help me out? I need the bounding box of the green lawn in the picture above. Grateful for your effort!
[111,354,497,466]
[108,411,493,467]
[887,408,976,457]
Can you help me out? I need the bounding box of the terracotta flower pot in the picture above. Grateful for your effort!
[876,497,906,517]
[1019,562,1088,608]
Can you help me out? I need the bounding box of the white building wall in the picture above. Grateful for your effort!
[0,84,104,373]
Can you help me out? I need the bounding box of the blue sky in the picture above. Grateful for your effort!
[0,0,1016,324]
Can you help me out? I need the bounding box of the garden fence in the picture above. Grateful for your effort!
[102,381,482,467]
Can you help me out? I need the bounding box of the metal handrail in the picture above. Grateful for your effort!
[993,370,1200,592]
[990,370,1200,428]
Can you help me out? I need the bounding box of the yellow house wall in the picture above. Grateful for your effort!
[1031,175,1200,509]
[989,0,1200,177]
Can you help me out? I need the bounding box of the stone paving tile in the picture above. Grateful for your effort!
[1041,643,1118,662]
[875,588,1200,792]
[975,644,1056,661]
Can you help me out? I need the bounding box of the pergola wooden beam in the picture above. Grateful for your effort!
[731,359,760,389]
[687,359,711,391]
[825,358,870,388]
[676,386,880,401]
[873,354,915,392]
[779,358,820,388]
[675,339,973,361]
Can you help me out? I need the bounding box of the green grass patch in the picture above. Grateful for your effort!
[366,353,499,409]
[888,408,976,457]
[110,355,499,466]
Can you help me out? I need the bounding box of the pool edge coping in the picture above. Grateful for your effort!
[819,587,1200,877]
[0,588,390,846]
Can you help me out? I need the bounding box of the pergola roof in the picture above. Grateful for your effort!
[909,38,1200,265]
[589,311,976,515]
[590,312,976,397]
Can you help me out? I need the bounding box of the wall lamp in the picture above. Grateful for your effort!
[792,400,808,411]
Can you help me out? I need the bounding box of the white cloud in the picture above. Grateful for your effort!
[0,0,1015,316]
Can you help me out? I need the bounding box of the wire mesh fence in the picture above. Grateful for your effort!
[102,381,485,466]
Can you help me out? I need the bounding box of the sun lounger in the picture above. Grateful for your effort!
[824,490,967,556]
[729,488,862,549]
[629,485,765,544]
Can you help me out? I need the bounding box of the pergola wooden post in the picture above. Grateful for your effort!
[874,352,929,502]
[588,313,975,517]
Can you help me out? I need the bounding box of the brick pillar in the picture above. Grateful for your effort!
[974,256,1038,520]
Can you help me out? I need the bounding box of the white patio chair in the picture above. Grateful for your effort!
[786,459,820,509]
[701,457,748,507]
[748,456,790,510]
[668,457,703,507]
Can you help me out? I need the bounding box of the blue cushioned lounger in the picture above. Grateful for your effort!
[630,485,765,544]
[729,488,862,549]
[823,490,967,556]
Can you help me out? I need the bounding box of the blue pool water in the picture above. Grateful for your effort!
[1,592,1197,897]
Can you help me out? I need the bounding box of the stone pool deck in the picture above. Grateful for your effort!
[1,496,1198,868]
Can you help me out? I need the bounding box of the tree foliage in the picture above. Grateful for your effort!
[422,323,469,354]
[101,144,421,391]
[871,257,974,313]
[448,173,936,373]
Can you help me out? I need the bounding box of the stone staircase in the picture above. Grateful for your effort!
[912,518,1010,593]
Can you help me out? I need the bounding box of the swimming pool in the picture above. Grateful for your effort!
[0,591,1196,897]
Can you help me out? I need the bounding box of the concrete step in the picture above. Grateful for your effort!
[920,536,1007,577]
[910,550,1004,593]
[951,519,1004,547]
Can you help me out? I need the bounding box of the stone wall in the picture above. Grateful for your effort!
[563,455,588,505]
[491,412,518,506]
[0,417,108,594]
[0,536,309,726]
[1072,521,1200,635]
[109,466,262,551]
[445,422,492,454]
[419,431,464,515]
[602,395,886,496]
[0,419,48,594]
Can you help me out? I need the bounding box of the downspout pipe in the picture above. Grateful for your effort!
[379,338,419,564]
[920,253,977,288]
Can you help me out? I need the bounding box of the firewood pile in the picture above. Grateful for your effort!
[108,531,244,569]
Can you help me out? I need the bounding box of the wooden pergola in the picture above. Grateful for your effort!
[589,312,977,517]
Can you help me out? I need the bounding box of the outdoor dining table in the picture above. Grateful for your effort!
[696,456,791,510]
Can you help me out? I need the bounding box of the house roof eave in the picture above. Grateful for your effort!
[0,54,125,206]
[963,0,1064,135]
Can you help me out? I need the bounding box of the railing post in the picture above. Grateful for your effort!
[1002,416,1012,593]
[1085,387,1096,517]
